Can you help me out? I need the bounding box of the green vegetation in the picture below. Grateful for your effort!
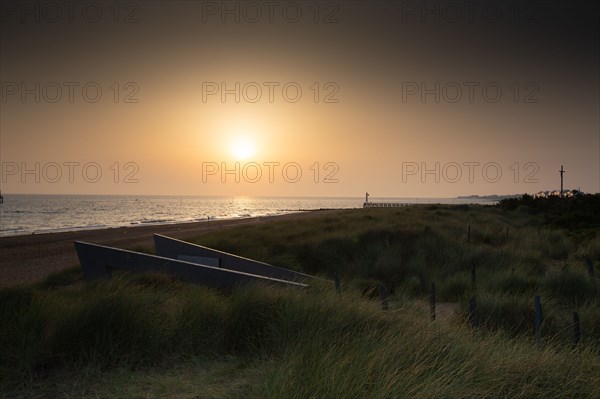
[2,199,600,398]
[498,193,600,231]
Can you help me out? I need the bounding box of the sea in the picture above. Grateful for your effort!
[0,195,497,237]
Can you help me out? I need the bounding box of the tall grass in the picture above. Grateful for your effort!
[2,275,599,398]
[3,203,600,397]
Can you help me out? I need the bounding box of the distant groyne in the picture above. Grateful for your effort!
[363,202,409,208]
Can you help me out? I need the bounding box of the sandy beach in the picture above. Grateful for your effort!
[0,210,336,288]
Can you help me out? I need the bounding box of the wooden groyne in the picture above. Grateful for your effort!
[363,202,408,208]
[363,193,411,208]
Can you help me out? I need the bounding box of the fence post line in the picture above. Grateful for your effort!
[572,311,581,348]
[534,295,542,348]
[379,283,389,310]
[334,272,341,294]
[430,282,436,321]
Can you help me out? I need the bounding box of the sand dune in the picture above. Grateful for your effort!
[0,210,334,287]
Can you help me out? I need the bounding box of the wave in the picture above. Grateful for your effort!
[0,196,370,237]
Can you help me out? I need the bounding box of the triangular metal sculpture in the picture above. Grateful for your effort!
[74,241,308,289]
[153,234,320,283]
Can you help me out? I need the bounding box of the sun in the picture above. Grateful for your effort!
[230,136,256,160]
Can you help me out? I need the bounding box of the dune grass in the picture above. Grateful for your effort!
[2,201,599,398]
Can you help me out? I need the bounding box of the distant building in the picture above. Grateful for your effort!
[534,189,585,198]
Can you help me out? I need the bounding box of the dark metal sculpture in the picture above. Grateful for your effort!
[153,234,322,283]
[74,241,307,289]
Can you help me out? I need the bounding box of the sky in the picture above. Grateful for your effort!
[1,0,598,197]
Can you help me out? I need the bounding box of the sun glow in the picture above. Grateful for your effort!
[230,136,256,160]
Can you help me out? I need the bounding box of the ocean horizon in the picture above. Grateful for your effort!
[0,194,499,237]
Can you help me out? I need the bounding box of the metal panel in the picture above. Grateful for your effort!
[177,254,220,267]
[74,241,307,289]
[154,234,323,283]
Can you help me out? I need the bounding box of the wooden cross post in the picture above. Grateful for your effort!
[559,166,565,197]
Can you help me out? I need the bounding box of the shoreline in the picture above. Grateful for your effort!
[0,209,339,288]
[0,208,346,238]
[0,212,301,238]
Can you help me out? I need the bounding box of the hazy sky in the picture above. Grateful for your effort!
[1,0,598,197]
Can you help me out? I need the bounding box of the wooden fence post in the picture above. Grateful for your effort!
[585,258,597,295]
[469,296,479,328]
[534,295,542,348]
[430,282,436,321]
[572,311,581,348]
[379,283,389,310]
[334,273,341,294]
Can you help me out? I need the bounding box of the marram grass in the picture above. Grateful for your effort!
[2,203,600,398]
[2,276,599,398]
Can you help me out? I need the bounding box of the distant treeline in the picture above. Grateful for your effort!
[498,194,600,230]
